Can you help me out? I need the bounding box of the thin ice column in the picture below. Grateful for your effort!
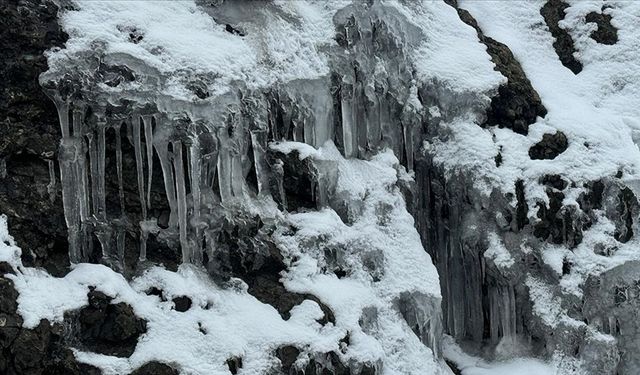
[172,140,191,264]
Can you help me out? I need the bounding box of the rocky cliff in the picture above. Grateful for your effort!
[1,0,640,374]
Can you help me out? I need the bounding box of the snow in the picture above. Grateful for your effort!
[443,336,557,375]
[272,141,446,374]
[391,1,505,96]
[48,0,340,99]
[433,0,640,207]
[484,233,515,270]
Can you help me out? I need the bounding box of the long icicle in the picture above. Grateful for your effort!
[143,115,154,211]
[73,107,92,261]
[132,116,147,219]
[189,138,202,265]
[155,139,178,228]
[114,122,126,215]
[173,140,190,264]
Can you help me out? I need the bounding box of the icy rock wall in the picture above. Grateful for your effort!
[39,0,425,280]
[36,0,452,373]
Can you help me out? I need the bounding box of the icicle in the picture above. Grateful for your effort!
[95,223,112,261]
[341,88,356,158]
[231,154,244,198]
[114,220,126,271]
[132,116,147,219]
[355,81,368,155]
[189,138,203,266]
[173,140,190,264]
[73,107,92,260]
[139,219,160,262]
[58,137,82,264]
[114,123,126,214]
[54,98,71,138]
[272,159,286,210]
[143,115,154,210]
[96,124,106,219]
[46,159,56,203]
[216,128,233,202]
[303,110,315,147]
[309,81,333,147]
[87,132,100,216]
[72,108,90,220]
[402,121,415,172]
[154,139,178,227]
[250,130,270,195]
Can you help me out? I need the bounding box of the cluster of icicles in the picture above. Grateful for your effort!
[44,79,421,272]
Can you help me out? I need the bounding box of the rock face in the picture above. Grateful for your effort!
[0,0,69,277]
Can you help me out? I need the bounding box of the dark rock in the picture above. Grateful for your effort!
[541,174,567,190]
[529,132,568,160]
[515,179,529,230]
[533,189,585,248]
[0,0,70,276]
[172,296,192,312]
[0,277,19,315]
[0,262,15,276]
[585,10,618,45]
[224,24,245,37]
[226,357,242,374]
[186,79,210,99]
[11,320,54,374]
[145,287,167,301]
[77,289,147,357]
[540,0,583,74]
[268,148,317,212]
[494,152,503,167]
[129,361,179,375]
[276,345,300,371]
[206,212,335,324]
[578,180,604,211]
[614,187,636,243]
